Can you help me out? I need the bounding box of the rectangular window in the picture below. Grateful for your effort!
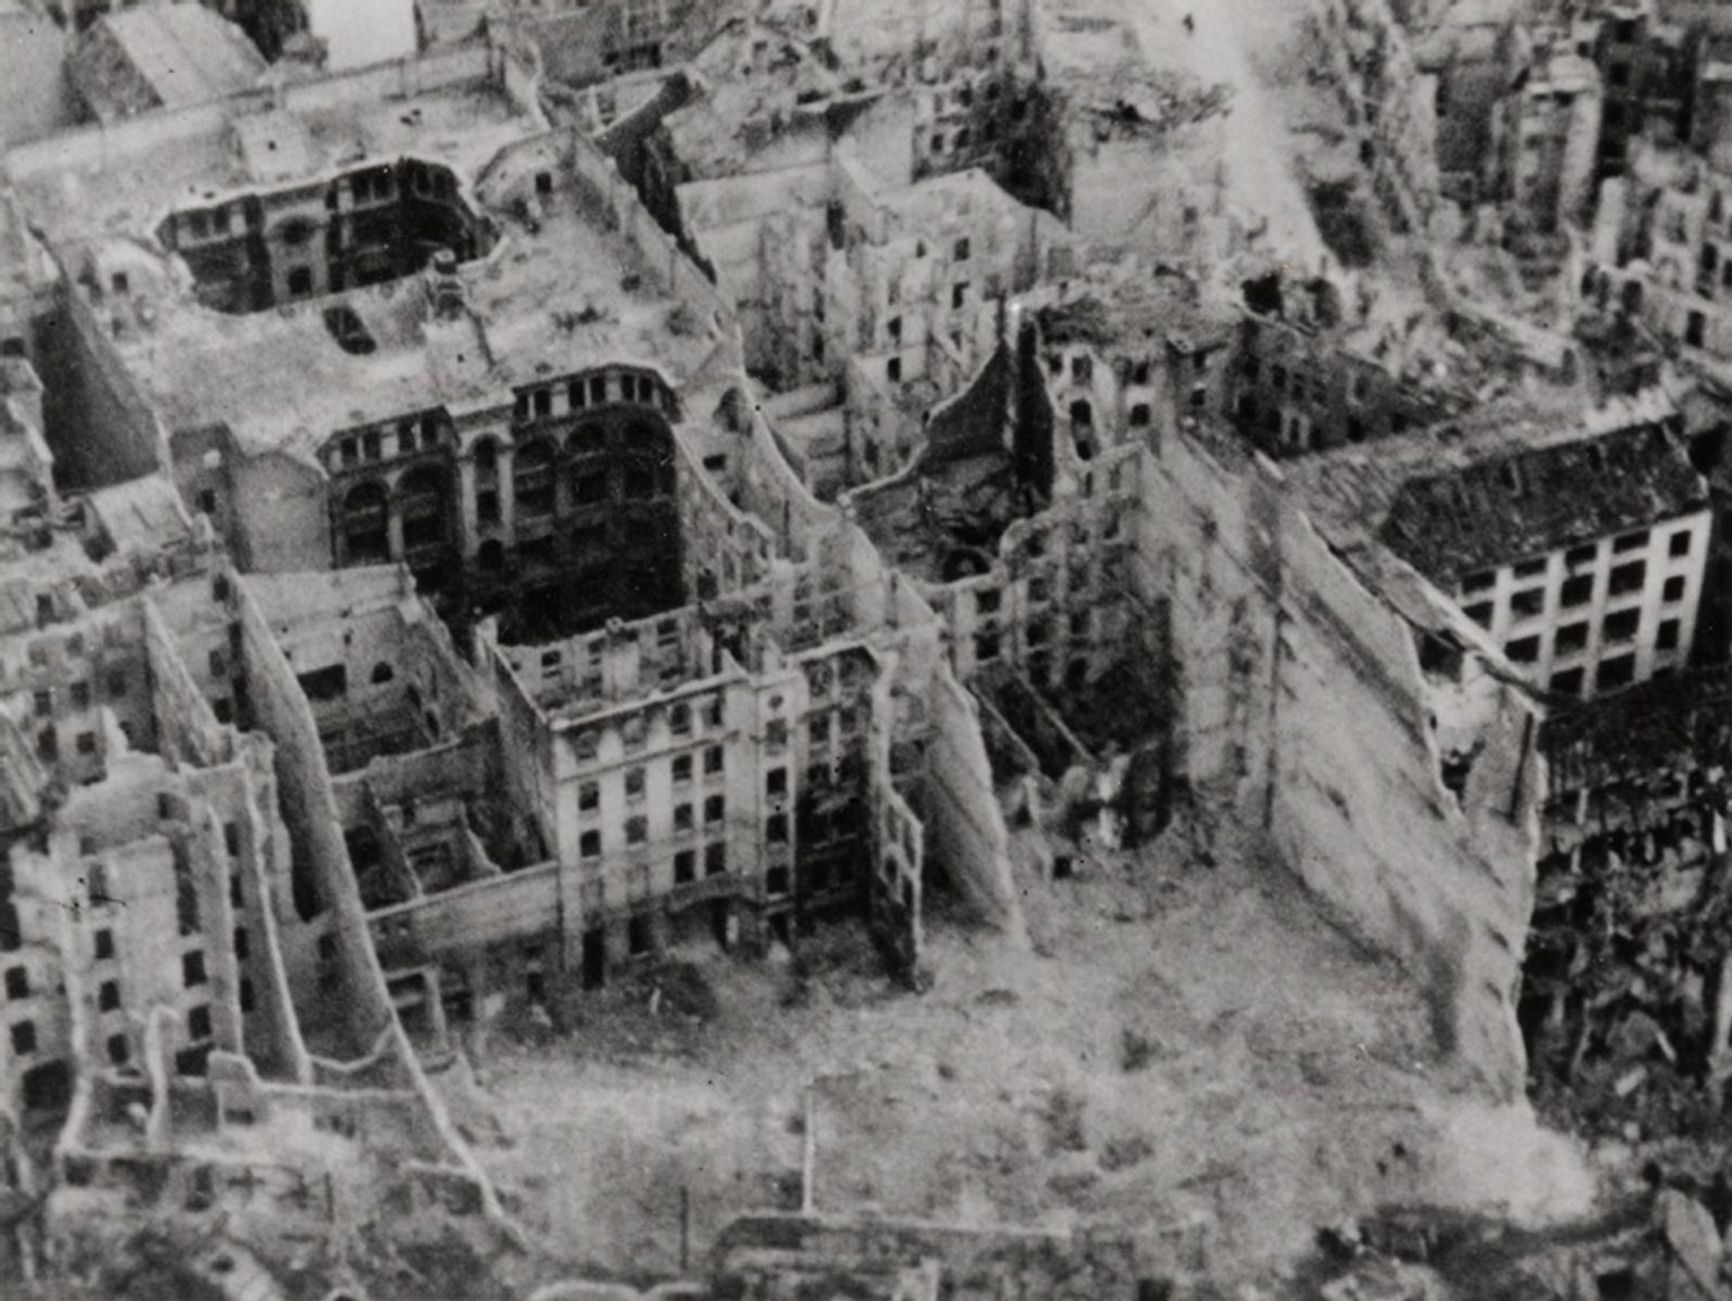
[99,979,121,1011]
[767,813,789,843]
[704,795,724,824]
[1670,528,1694,558]
[107,1033,129,1066]
[1550,667,1585,697]
[182,951,208,988]
[1565,543,1597,568]
[674,803,693,831]
[672,754,693,785]
[1513,557,1548,579]
[625,767,645,799]
[1664,575,1687,604]
[10,1021,34,1055]
[1609,561,1646,595]
[1509,587,1545,619]
[1463,602,1493,628]
[578,781,600,812]
[705,842,726,876]
[704,745,724,775]
[1597,655,1636,691]
[1603,608,1641,643]
[1658,618,1682,651]
[4,966,28,999]
[1505,635,1540,663]
[187,1005,212,1041]
[108,670,128,698]
[1613,530,1649,554]
[94,929,114,960]
[1461,570,1496,595]
[32,690,50,717]
[767,767,787,796]
[1555,622,1589,655]
[580,830,602,858]
[69,681,90,710]
[625,815,648,845]
[674,850,695,884]
[1560,574,1594,607]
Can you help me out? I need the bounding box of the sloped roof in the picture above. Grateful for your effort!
[70,4,266,121]
[1378,419,1706,581]
[1292,389,1709,585]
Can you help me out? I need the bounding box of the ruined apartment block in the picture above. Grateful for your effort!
[15,3,1732,1292]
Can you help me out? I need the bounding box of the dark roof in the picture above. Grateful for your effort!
[1378,420,1707,583]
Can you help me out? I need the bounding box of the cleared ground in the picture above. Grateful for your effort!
[438,810,1593,1289]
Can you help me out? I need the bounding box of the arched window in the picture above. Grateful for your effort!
[343,481,390,564]
[514,439,556,518]
[398,465,447,553]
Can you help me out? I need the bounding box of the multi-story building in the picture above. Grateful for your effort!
[1226,270,1461,458]
[1587,141,1732,372]
[1316,0,1444,238]
[1590,0,1693,181]
[4,43,774,644]
[1298,388,1711,700]
[1487,48,1602,240]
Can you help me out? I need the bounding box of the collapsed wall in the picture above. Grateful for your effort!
[1135,429,1542,1098]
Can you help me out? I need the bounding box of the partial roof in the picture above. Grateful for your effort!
[70,4,268,122]
[1292,388,1708,584]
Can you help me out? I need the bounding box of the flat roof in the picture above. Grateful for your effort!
[7,48,530,246]
[104,136,730,466]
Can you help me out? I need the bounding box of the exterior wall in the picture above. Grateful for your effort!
[1453,509,1711,698]
[320,363,684,638]
[156,157,484,315]
[815,0,1034,86]
[1501,72,1604,235]
[1228,312,1450,456]
[233,578,400,1056]
[920,443,1144,690]
[1316,0,1443,237]
[1137,432,1540,1099]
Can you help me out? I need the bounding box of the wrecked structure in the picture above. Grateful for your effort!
[1296,387,1711,700]
[20,3,1732,1295]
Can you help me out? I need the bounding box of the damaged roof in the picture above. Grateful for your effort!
[1293,389,1707,585]
[1379,419,1706,583]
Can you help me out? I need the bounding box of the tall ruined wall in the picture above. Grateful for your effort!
[1136,433,1541,1098]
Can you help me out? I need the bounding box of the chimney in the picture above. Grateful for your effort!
[426,249,464,321]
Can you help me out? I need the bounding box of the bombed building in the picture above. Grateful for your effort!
[17,3,1732,1298]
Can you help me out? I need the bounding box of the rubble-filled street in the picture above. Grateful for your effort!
[443,805,1594,1291]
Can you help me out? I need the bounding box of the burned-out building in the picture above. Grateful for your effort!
[1296,388,1712,700]
[3,42,771,644]
[1227,269,1463,458]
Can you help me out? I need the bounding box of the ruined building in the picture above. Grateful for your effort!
[1297,388,1711,702]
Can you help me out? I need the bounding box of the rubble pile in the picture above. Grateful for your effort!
[1526,677,1732,1141]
